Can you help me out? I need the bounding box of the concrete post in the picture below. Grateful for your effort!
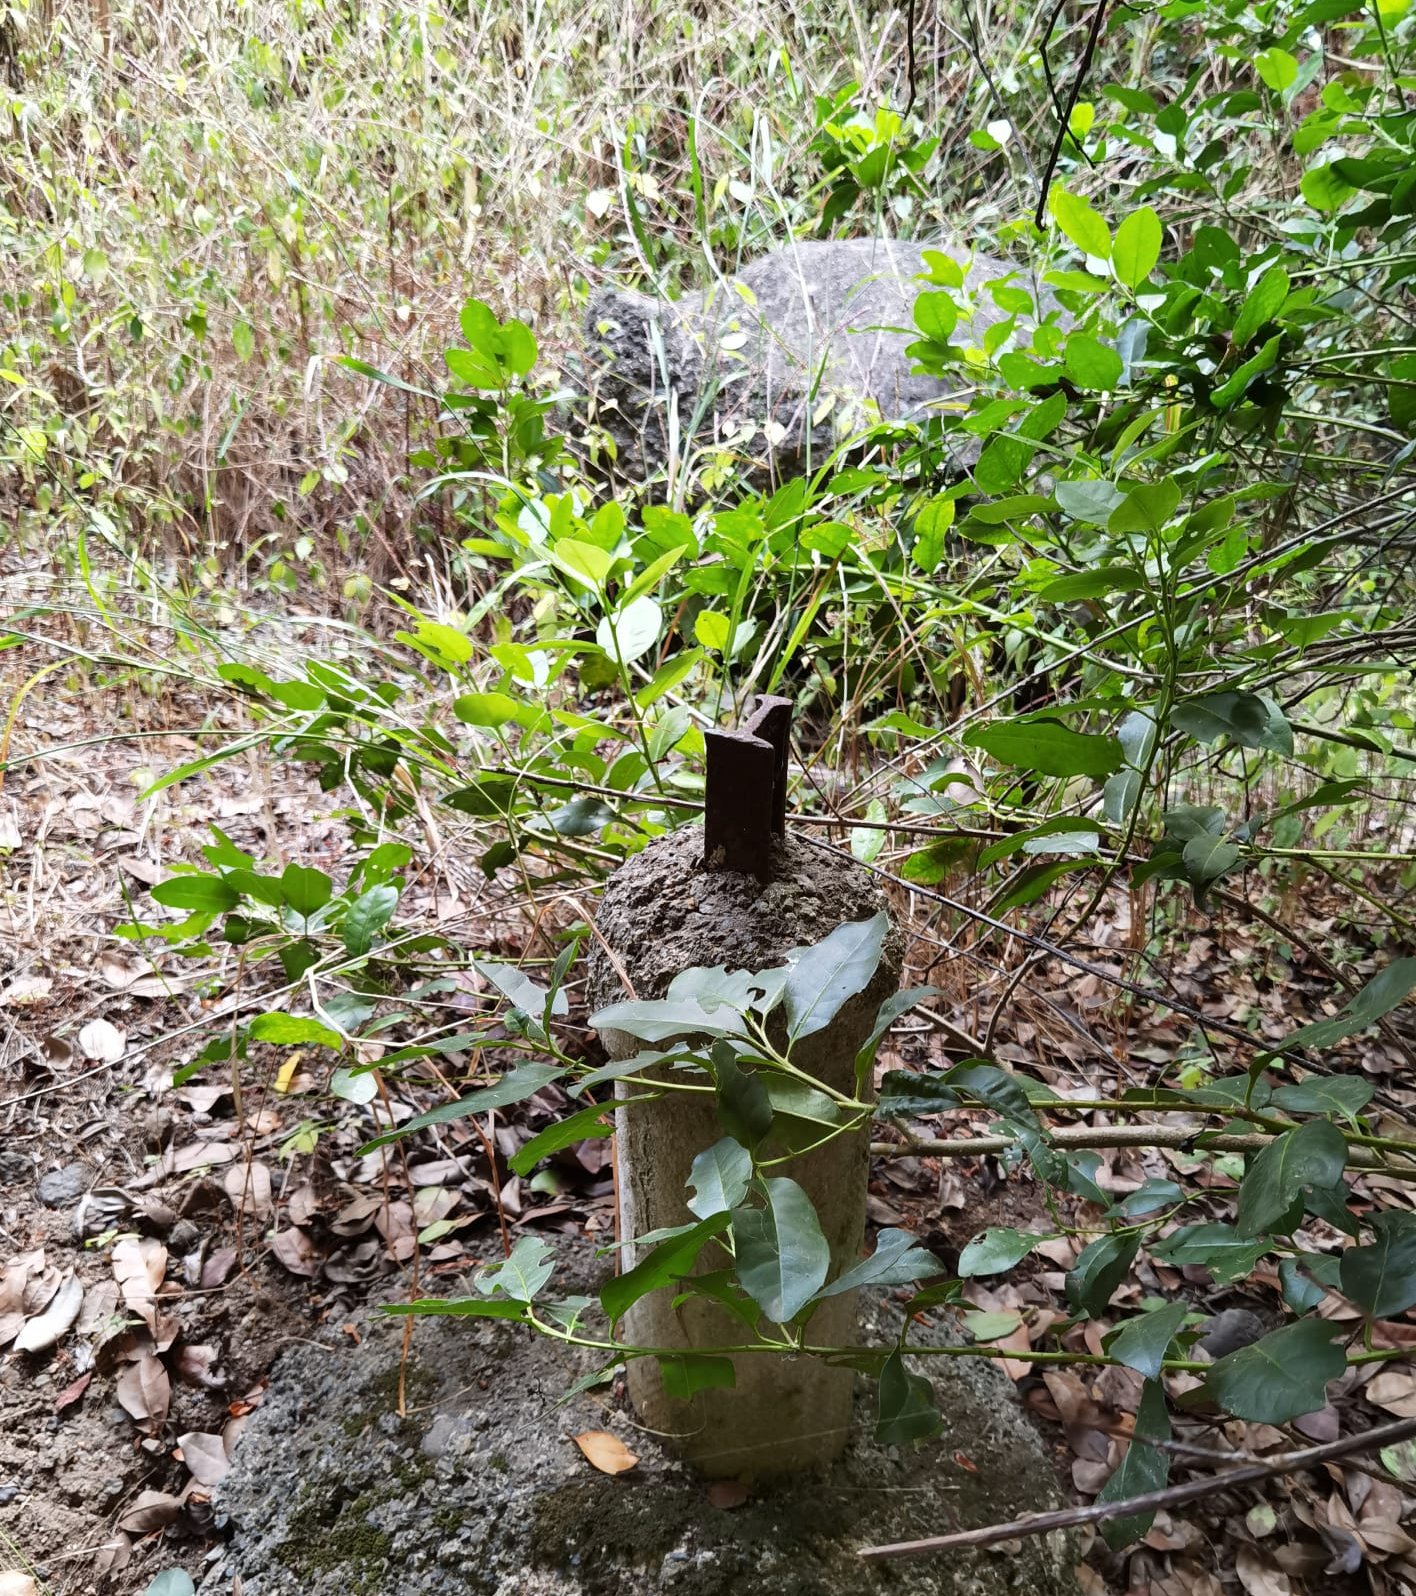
[588,813,902,1478]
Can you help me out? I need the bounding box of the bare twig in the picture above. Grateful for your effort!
[858,1415,1416,1563]
[870,1121,1416,1174]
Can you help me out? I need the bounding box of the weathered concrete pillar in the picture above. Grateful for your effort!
[587,703,902,1478]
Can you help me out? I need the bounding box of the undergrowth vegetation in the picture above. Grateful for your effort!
[5,0,1416,1562]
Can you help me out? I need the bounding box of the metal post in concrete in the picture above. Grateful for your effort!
[589,695,902,1477]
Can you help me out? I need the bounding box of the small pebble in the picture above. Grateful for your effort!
[1198,1307,1266,1358]
[37,1163,90,1207]
[0,1151,32,1186]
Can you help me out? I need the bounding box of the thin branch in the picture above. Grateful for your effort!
[858,1415,1416,1563]
[870,1121,1416,1174]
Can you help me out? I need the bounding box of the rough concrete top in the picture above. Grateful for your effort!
[587,827,903,1014]
[199,1254,1080,1596]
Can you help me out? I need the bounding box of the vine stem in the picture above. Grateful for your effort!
[870,1122,1416,1174]
[857,1414,1416,1563]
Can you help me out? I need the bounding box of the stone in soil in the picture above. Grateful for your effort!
[0,1152,33,1186]
[35,1163,89,1207]
[200,1257,1079,1596]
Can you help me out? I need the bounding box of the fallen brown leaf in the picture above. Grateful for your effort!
[178,1429,230,1487]
[571,1430,638,1475]
[117,1489,183,1533]
[116,1351,172,1431]
[54,1371,92,1412]
[14,1273,83,1354]
[707,1480,748,1509]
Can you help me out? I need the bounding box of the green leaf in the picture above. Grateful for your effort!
[1064,334,1123,390]
[913,291,959,343]
[358,1063,565,1152]
[658,1353,736,1400]
[596,595,663,665]
[1108,478,1181,533]
[1261,958,1416,1060]
[590,997,733,1043]
[143,1573,197,1596]
[330,1067,378,1105]
[875,1350,941,1445]
[687,1137,753,1220]
[281,863,332,917]
[1112,207,1162,288]
[694,610,731,652]
[1203,1319,1345,1423]
[958,1227,1041,1277]
[248,1013,343,1049]
[508,1102,615,1176]
[1172,692,1291,753]
[601,1215,727,1323]
[1232,265,1290,347]
[477,958,570,1019]
[476,1235,556,1302]
[733,1178,831,1323]
[1271,1077,1373,1119]
[1340,1212,1416,1319]
[1182,832,1240,889]
[1066,1232,1141,1317]
[1105,1301,1190,1380]
[549,537,612,589]
[151,874,240,913]
[783,912,889,1041]
[1048,186,1112,258]
[383,1295,529,1321]
[816,1229,941,1299]
[712,1044,775,1149]
[876,1069,961,1117]
[854,986,938,1084]
[1097,1379,1170,1549]
[1255,46,1298,91]
[964,719,1123,778]
[1153,1223,1267,1284]
[1234,1120,1347,1238]
[342,884,399,957]
[454,691,521,728]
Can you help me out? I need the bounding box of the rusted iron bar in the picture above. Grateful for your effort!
[703,693,792,879]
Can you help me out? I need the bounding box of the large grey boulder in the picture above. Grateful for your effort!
[584,236,1060,483]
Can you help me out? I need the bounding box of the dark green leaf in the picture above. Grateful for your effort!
[816,1229,941,1299]
[876,1070,961,1117]
[1279,1256,1327,1314]
[152,874,240,913]
[783,913,889,1041]
[687,1137,753,1220]
[733,1178,831,1323]
[382,1296,529,1321]
[281,863,332,917]
[964,719,1123,778]
[1066,1232,1141,1317]
[508,1102,615,1176]
[712,1043,774,1149]
[1097,1379,1170,1549]
[1203,1319,1345,1423]
[854,987,939,1085]
[1271,1077,1373,1119]
[1261,959,1416,1060]
[1340,1212,1416,1318]
[875,1350,941,1445]
[658,1353,736,1400]
[342,884,399,957]
[358,1063,564,1152]
[1235,1121,1347,1237]
[958,1228,1041,1277]
[601,1216,728,1323]
[1105,1301,1190,1379]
